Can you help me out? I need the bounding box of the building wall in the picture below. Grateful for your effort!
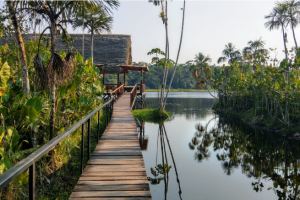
[0,34,132,67]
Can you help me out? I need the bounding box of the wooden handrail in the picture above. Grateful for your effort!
[111,84,124,100]
[130,84,137,109]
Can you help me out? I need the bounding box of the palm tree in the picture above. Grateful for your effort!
[190,53,211,77]
[31,0,119,140]
[217,43,241,64]
[285,0,300,50]
[5,1,30,96]
[73,7,113,64]
[243,38,268,61]
[189,53,213,89]
[265,3,289,62]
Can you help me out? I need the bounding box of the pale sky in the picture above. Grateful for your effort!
[1,0,297,65]
[96,0,298,65]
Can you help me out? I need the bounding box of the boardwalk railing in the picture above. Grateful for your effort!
[111,84,124,100]
[0,98,114,200]
[130,84,137,109]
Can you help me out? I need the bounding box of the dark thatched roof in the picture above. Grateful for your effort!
[0,34,132,73]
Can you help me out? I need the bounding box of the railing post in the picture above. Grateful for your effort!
[88,118,91,160]
[106,105,108,127]
[81,123,84,174]
[29,163,35,200]
[97,111,100,143]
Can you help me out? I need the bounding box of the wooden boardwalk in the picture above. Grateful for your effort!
[70,93,151,199]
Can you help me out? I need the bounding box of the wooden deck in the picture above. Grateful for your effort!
[69,93,151,199]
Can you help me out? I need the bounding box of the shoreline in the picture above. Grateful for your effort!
[146,89,215,92]
[213,108,300,139]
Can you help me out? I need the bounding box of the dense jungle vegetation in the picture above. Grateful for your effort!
[104,61,217,90]
[194,1,300,134]
[0,1,119,198]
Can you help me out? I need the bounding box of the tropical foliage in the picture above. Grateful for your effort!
[0,1,119,198]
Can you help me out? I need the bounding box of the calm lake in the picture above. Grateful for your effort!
[141,92,299,200]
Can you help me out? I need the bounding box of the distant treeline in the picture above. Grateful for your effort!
[104,61,219,89]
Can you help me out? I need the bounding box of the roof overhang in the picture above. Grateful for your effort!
[120,65,149,72]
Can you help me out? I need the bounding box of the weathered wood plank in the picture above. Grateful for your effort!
[76,180,149,185]
[70,93,151,199]
[69,198,152,200]
[80,171,147,176]
[70,191,151,198]
[78,176,148,181]
[73,184,150,191]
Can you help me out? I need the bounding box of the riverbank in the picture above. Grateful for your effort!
[213,105,300,136]
[146,89,215,92]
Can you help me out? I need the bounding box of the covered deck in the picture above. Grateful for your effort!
[99,65,149,109]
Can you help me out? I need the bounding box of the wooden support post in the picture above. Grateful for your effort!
[123,72,125,86]
[103,74,105,85]
[140,69,143,93]
[117,73,120,86]
[143,72,145,84]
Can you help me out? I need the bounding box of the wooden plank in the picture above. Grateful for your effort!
[78,176,148,181]
[73,184,150,191]
[69,197,151,200]
[80,171,147,176]
[92,152,142,156]
[70,191,151,198]
[70,94,151,199]
[76,180,149,185]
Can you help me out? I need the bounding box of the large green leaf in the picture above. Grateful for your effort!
[26,97,43,112]
[10,129,20,153]
[275,82,280,90]
[0,157,13,174]
[0,108,7,117]
[13,94,25,110]
[0,87,5,97]
[0,147,4,157]
[20,105,38,123]
[0,62,10,87]
[75,53,83,63]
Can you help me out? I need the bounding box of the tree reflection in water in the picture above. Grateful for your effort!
[145,123,183,200]
[189,116,300,200]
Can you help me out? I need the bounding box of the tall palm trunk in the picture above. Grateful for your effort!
[282,24,288,63]
[6,1,30,96]
[50,19,57,140]
[82,7,85,61]
[163,0,186,109]
[91,30,94,65]
[291,23,298,50]
[160,0,169,110]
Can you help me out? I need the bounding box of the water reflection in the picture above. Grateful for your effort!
[146,98,216,120]
[141,123,183,200]
[189,116,300,200]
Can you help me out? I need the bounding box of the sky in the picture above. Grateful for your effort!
[83,0,297,65]
[1,0,297,65]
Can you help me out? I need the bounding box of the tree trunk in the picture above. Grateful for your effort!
[50,19,57,140]
[6,1,30,96]
[82,7,85,61]
[91,31,94,65]
[291,23,298,51]
[160,0,169,110]
[282,24,288,64]
[163,0,186,109]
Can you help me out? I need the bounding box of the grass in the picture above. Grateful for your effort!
[146,89,215,92]
[132,108,169,123]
